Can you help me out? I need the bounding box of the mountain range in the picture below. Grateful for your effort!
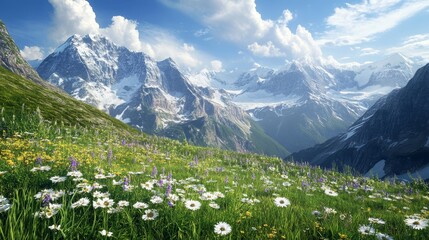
[37,34,288,156]
[218,54,419,152]
[35,33,422,156]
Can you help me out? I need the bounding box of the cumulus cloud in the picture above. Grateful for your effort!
[20,46,44,61]
[248,41,284,57]
[139,25,206,70]
[320,0,429,46]
[48,0,208,71]
[159,0,273,43]
[101,16,141,52]
[160,0,323,61]
[48,0,99,42]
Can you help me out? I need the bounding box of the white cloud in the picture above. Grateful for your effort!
[210,60,223,72]
[159,0,273,43]
[160,0,323,61]
[359,47,380,56]
[387,34,429,60]
[139,25,206,70]
[48,0,208,71]
[48,0,99,42]
[248,41,284,57]
[20,46,44,61]
[321,0,429,46]
[101,16,141,52]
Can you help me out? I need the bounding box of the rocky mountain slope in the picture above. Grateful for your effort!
[0,20,57,91]
[288,64,429,180]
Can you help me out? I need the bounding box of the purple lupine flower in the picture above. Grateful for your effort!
[121,139,126,146]
[69,156,78,171]
[194,156,199,165]
[167,172,172,181]
[158,179,164,187]
[42,194,51,207]
[353,181,359,189]
[166,183,172,197]
[151,166,158,177]
[224,176,229,184]
[35,156,43,166]
[168,201,174,208]
[123,177,130,190]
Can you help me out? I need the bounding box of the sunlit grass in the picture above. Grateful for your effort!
[1,110,428,239]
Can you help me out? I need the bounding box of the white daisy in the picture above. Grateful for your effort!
[358,225,375,235]
[209,202,220,209]
[368,217,386,224]
[214,222,232,236]
[50,176,67,183]
[133,202,149,209]
[150,196,163,204]
[117,200,129,207]
[67,171,82,178]
[404,217,428,230]
[142,209,159,221]
[71,197,90,208]
[184,200,201,211]
[274,197,290,208]
[93,198,114,209]
[324,189,338,197]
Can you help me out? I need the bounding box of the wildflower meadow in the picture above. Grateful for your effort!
[0,109,428,239]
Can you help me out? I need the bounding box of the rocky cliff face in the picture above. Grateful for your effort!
[288,64,429,179]
[0,20,55,90]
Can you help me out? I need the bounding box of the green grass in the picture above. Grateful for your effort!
[0,66,136,134]
[0,108,429,239]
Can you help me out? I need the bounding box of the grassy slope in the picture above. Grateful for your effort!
[0,66,136,133]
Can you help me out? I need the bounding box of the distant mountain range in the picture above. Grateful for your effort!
[288,63,429,180]
[35,32,423,156]
[37,34,288,156]
[217,54,419,152]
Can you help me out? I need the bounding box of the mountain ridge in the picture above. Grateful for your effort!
[287,63,429,180]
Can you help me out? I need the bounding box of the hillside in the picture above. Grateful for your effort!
[0,66,135,133]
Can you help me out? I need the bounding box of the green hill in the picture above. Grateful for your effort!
[0,66,135,133]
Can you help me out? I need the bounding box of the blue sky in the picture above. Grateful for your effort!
[1,0,429,72]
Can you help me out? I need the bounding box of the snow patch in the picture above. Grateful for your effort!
[112,75,141,103]
[232,90,301,110]
[364,160,386,178]
[115,106,130,123]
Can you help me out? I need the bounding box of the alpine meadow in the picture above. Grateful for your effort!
[1,0,429,239]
